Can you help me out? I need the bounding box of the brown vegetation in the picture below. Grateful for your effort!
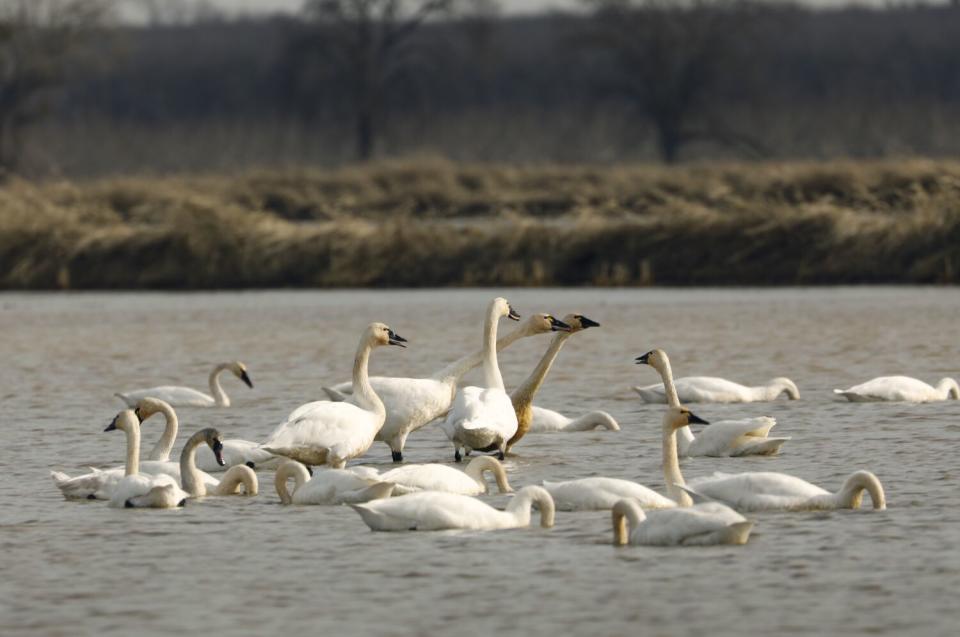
[2,159,959,289]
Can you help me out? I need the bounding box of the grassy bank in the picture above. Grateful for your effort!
[2,159,959,288]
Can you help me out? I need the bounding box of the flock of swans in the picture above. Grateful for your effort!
[52,296,956,546]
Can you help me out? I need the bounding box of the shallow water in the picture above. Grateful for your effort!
[1,288,958,637]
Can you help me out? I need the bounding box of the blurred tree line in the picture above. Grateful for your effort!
[3,0,960,178]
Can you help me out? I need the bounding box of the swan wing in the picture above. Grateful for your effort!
[139,460,219,489]
[671,377,752,403]
[451,387,518,437]
[632,503,751,546]
[350,492,505,531]
[688,472,829,511]
[528,406,571,432]
[834,376,937,402]
[264,403,381,463]
[51,467,124,500]
[370,377,454,441]
[686,417,778,457]
[108,473,188,508]
[543,477,676,511]
[116,386,216,408]
[378,464,481,495]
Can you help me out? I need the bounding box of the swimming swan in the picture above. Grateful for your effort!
[611,499,753,546]
[261,323,406,468]
[349,485,555,532]
[636,349,790,457]
[104,410,190,509]
[311,312,568,462]
[374,456,513,496]
[180,428,258,497]
[833,376,960,402]
[527,406,620,434]
[115,361,253,408]
[274,460,394,504]
[634,375,799,404]
[440,297,520,462]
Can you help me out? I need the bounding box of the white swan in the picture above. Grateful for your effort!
[180,428,258,497]
[636,349,790,457]
[104,410,190,509]
[261,322,406,468]
[611,499,753,546]
[634,375,799,404]
[115,361,253,408]
[349,485,555,532]
[274,460,394,504]
[833,376,960,402]
[440,297,520,461]
[374,456,513,496]
[527,406,620,434]
[306,312,568,462]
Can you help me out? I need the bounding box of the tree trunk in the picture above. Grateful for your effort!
[655,120,682,164]
[356,105,374,161]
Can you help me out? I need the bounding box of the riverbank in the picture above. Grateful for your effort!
[2,159,958,288]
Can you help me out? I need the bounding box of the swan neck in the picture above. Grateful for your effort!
[464,457,511,494]
[209,364,230,407]
[937,378,960,400]
[123,421,141,477]
[482,304,505,390]
[612,499,646,545]
[146,403,179,462]
[215,465,258,496]
[837,471,886,510]
[179,431,207,497]
[275,461,309,504]
[567,411,618,431]
[506,486,554,527]
[655,356,681,408]
[511,332,570,408]
[352,337,384,414]
[762,378,799,401]
[662,422,692,507]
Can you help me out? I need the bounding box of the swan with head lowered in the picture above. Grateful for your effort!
[367,456,513,496]
[115,361,253,408]
[634,374,799,404]
[261,322,406,468]
[440,297,521,462]
[349,485,555,532]
[526,407,620,434]
[636,349,790,457]
[307,311,569,462]
[834,376,960,402]
[179,428,258,497]
[274,460,394,504]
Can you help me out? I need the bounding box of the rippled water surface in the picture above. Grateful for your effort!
[2,288,959,637]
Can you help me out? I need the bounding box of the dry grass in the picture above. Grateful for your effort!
[2,159,959,288]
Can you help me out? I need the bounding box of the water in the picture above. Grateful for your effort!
[1,288,958,637]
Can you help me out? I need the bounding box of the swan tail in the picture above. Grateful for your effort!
[51,470,102,499]
[674,484,716,505]
[343,482,395,503]
[731,437,791,457]
[632,387,665,403]
[322,387,348,402]
[722,521,754,545]
[114,392,135,406]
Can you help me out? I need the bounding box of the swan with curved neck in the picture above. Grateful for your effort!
[633,373,799,404]
[611,498,753,546]
[374,456,513,496]
[274,460,394,504]
[179,428,258,497]
[440,297,521,462]
[636,349,790,457]
[261,322,406,468]
[527,407,620,434]
[349,485,555,531]
[834,376,960,402]
[104,410,189,509]
[116,361,253,408]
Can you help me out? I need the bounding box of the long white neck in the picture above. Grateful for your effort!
[611,499,646,545]
[463,456,512,494]
[565,411,620,432]
[275,461,310,504]
[123,421,141,477]
[510,331,572,408]
[758,378,799,401]
[432,322,531,383]
[146,403,179,462]
[214,465,258,496]
[830,471,886,510]
[481,305,506,390]
[209,364,231,407]
[653,356,695,453]
[661,419,693,507]
[351,337,384,414]
[936,378,960,400]
[505,486,555,527]
[179,432,208,497]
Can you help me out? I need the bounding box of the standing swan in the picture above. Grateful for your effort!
[261,323,406,468]
[274,460,394,504]
[611,499,753,546]
[349,485,555,532]
[833,376,960,402]
[634,375,799,404]
[373,456,513,496]
[180,428,258,497]
[311,312,569,462]
[440,298,520,461]
[104,410,189,509]
[636,349,790,457]
[115,361,253,408]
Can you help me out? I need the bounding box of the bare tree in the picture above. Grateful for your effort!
[0,0,111,175]
[298,0,458,161]
[582,0,765,163]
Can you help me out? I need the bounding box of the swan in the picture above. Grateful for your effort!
[304,311,569,462]
[179,428,258,497]
[506,313,598,452]
[104,410,190,509]
[527,406,620,434]
[349,485,555,532]
[611,499,753,546]
[274,460,394,504]
[636,349,790,457]
[833,376,960,402]
[115,361,253,408]
[634,375,799,404]
[440,297,520,461]
[373,456,513,496]
[261,322,406,468]
[195,439,281,473]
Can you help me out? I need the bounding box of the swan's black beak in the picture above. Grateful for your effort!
[548,316,572,332]
[240,370,253,389]
[388,330,407,348]
[213,439,225,466]
[507,304,521,321]
[687,411,709,426]
[635,351,653,365]
[576,314,600,329]
[105,414,120,432]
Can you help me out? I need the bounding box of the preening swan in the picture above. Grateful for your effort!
[274,460,394,504]
[180,428,258,497]
[636,349,790,457]
[261,323,406,468]
[104,410,190,509]
[311,311,569,462]
[834,376,960,402]
[350,485,555,532]
[440,297,521,462]
[115,361,253,408]
[634,375,799,404]
[527,406,620,434]
[611,499,753,546]
[374,456,513,496]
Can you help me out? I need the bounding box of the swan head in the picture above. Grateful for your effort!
[369,322,408,348]
[228,361,253,388]
[663,406,709,431]
[635,348,669,372]
[493,297,521,321]
[133,397,173,423]
[517,313,568,335]
[198,427,226,466]
[563,313,600,333]
[105,410,138,433]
